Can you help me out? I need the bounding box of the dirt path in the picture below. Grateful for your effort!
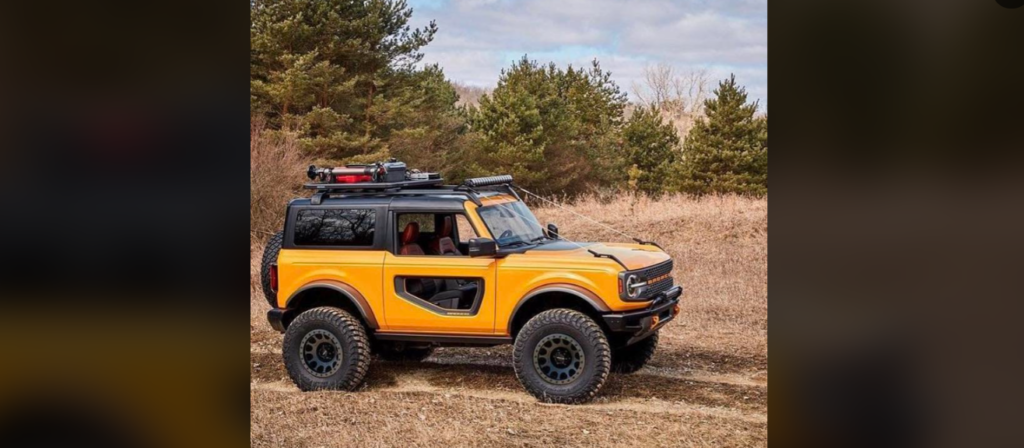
[251,345,768,447]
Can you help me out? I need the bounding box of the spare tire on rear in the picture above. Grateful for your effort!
[260,231,284,307]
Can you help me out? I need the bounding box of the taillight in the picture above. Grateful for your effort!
[269,263,278,293]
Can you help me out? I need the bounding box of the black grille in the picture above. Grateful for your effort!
[640,260,673,280]
[638,260,674,299]
[644,276,675,298]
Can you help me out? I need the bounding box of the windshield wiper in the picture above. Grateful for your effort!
[502,236,548,248]
[526,235,549,245]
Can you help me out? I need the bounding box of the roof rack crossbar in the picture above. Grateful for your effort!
[303,178,444,192]
[309,188,484,206]
[304,174,516,207]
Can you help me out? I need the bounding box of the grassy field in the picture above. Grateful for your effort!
[250,194,768,447]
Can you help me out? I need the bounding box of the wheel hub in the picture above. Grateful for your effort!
[300,329,343,377]
[316,343,335,362]
[533,333,585,384]
[551,348,572,367]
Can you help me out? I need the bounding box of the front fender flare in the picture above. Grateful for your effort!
[506,283,610,333]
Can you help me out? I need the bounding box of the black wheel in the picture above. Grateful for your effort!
[513,309,611,404]
[283,307,371,391]
[612,332,659,374]
[259,231,284,307]
[373,341,435,361]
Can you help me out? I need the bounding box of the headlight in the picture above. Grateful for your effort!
[624,274,646,299]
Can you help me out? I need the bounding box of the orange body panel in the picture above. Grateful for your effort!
[276,196,672,336]
[275,249,386,311]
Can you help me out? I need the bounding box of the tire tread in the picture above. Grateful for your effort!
[513,309,611,404]
[283,307,371,391]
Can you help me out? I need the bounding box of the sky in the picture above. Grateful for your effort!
[406,0,767,108]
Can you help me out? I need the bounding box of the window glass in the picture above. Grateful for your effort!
[397,214,434,233]
[455,215,478,243]
[477,202,545,247]
[294,209,376,246]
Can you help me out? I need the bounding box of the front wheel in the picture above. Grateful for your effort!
[513,309,611,404]
[282,307,371,391]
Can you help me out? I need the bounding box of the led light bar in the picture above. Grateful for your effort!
[462,175,513,188]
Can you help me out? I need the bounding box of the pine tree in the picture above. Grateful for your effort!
[250,0,446,162]
[469,56,627,195]
[623,106,680,195]
[675,74,767,195]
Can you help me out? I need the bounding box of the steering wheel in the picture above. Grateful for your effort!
[499,230,514,240]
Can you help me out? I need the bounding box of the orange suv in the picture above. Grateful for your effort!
[260,167,682,403]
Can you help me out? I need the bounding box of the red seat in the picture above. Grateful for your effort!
[400,222,425,255]
[431,216,460,255]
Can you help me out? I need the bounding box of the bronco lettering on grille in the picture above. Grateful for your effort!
[647,273,671,284]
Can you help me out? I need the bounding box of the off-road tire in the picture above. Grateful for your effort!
[373,341,435,362]
[259,231,284,307]
[611,332,659,374]
[513,309,611,404]
[283,307,371,391]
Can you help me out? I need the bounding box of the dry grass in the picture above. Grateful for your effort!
[250,120,305,245]
[530,194,768,359]
[251,194,768,447]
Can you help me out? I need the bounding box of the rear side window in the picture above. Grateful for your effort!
[294,209,376,246]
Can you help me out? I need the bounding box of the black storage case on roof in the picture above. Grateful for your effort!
[382,161,406,182]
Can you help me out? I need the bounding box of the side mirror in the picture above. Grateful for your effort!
[546,223,560,239]
[468,238,498,257]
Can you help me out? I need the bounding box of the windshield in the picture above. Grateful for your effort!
[477,201,547,247]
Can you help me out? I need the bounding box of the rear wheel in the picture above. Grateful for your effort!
[611,332,659,374]
[513,309,611,404]
[283,307,371,391]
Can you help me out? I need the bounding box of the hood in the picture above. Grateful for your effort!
[520,241,671,271]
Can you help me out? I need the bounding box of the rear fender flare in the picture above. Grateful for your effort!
[285,280,379,329]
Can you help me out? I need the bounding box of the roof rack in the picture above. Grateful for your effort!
[304,175,518,206]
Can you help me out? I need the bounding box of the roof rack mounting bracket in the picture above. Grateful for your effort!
[506,184,523,202]
[454,185,483,206]
[311,191,326,205]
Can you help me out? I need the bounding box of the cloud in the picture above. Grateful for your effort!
[407,0,767,105]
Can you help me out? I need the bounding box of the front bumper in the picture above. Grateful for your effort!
[602,285,682,345]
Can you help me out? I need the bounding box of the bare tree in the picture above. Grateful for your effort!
[451,82,491,107]
[676,68,710,117]
[631,64,710,140]
[632,63,676,110]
